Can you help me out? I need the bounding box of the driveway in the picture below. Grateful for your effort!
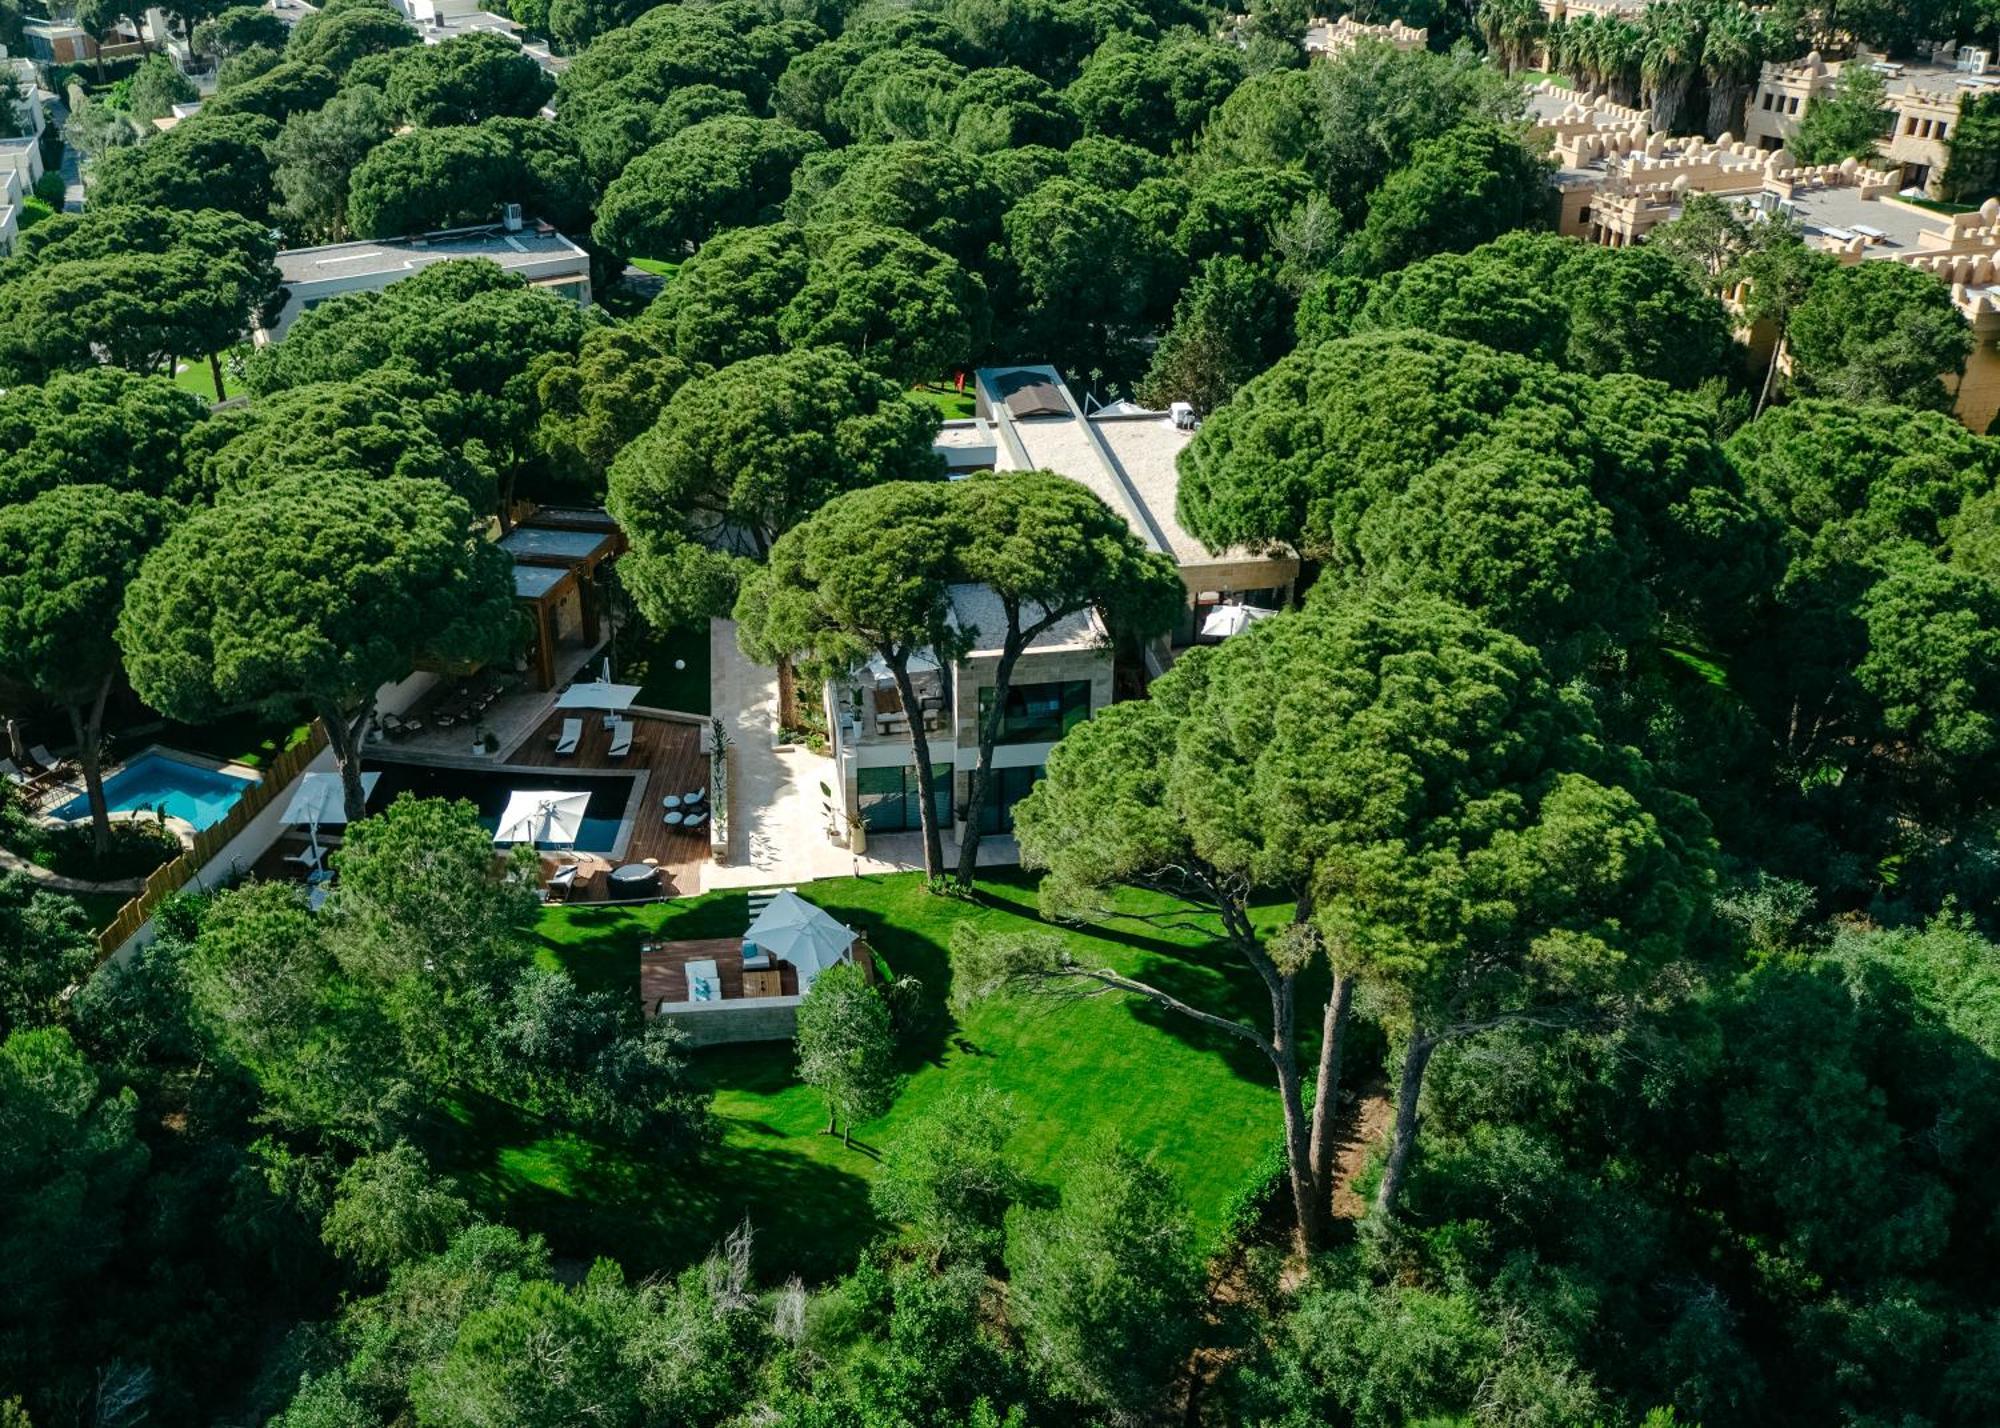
[701,619,1019,891]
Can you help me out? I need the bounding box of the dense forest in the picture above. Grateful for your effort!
[5,0,2000,1423]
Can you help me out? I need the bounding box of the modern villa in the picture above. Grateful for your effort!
[819,366,1299,846]
[256,217,592,342]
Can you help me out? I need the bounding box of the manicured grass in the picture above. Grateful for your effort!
[148,711,311,769]
[616,616,710,715]
[172,347,251,402]
[501,870,1290,1282]
[628,257,680,277]
[912,381,976,420]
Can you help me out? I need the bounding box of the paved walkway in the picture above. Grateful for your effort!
[700,619,1019,890]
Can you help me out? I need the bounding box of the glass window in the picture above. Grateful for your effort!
[977,680,1092,746]
[977,765,1044,835]
[857,765,952,833]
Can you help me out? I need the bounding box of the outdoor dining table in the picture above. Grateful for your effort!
[608,863,657,892]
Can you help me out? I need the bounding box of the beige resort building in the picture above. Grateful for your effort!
[1532,81,2000,430]
[819,366,1298,845]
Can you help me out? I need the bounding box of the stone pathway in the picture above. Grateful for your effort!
[700,619,1019,890]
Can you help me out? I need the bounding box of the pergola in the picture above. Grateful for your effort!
[502,510,626,690]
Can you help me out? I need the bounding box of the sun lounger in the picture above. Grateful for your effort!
[554,718,582,756]
[0,760,27,786]
[608,720,633,758]
[685,958,721,1003]
[29,745,70,775]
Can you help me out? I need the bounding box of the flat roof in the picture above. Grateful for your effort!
[1782,184,1942,252]
[947,583,1102,658]
[511,564,568,599]
[277,223,586,285]
[499,526,614,563]
[978,364,1285,575]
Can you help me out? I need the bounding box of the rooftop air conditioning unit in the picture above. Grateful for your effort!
[502,203,523,232]
[1960,45,1990,74]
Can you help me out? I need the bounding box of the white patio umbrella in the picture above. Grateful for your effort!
[556,680,642,712]
[281,769,380,865]
[862,650,940,685]
[494,788,594,846]
[743,890,857,991]
[1200,603,1276,639]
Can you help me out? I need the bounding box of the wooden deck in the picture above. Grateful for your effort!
[639,937,802,1014]
[513,709,710,899]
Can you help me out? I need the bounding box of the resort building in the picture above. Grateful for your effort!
[819,367,1298,847]
[255,215,591,341]
[0,131,45,259]
[1304,15,1426,57]
[393,0,564,74]
[1535,77,2000,429]
[1743,46,2000,195]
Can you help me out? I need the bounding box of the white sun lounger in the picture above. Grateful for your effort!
[554,718,582,756]
[607,719,633,759]
[685,958,721,1003]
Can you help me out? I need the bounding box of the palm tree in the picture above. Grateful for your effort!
[1477,0,1547,74]
[1700,1,1765,138]
[1640,2,1704,132]
[1588,16,1644,106]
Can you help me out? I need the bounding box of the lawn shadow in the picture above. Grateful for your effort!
[433,1087,882,1284]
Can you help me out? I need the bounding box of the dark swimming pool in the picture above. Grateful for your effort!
[363,762,637,853]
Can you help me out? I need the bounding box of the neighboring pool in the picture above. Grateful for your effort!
[364,763,637,854]
[55,751,259,831]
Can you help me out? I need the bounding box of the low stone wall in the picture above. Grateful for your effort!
[656,996,800,1047]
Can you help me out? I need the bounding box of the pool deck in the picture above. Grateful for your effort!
[509,708,710,899]
[353,709,710,901]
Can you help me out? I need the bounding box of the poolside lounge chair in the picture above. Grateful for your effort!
[607,720,634,759]
[0,760,27,787]
[28,745,71,776]
[685,958,722,1003]
[554,718,582,756]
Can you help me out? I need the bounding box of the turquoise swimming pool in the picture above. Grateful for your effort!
[55,751,259,831]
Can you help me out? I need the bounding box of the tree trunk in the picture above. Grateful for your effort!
[67,675,116,857]
[954,637,1025,888]
[1273,1046,1322,1254]
[1306,971,1356,1213]
[889,659,947,880]
[1756,331,1785,416]
[316,695,372,821]
[1374,1032,1438,1219]
[208,351,227,403]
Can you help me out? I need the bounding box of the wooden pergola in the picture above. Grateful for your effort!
[501,511,626,690]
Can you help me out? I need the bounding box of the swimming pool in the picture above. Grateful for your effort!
[364,763,637,854]
[55,751,259,831]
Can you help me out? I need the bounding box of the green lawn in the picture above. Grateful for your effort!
[616,617,710,715]
[146,710,312,769]
[628,257,680,278]
[173,347,252,402]
[912,381,976,420]
[491,870,1287,1282]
